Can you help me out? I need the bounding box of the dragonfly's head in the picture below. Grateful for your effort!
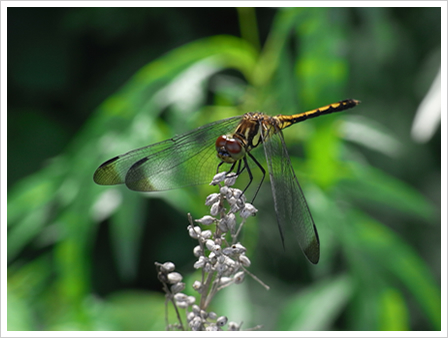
[215,134,246,164]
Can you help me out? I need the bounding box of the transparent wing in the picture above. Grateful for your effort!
[261,127,320,264]
[93,115,243,191]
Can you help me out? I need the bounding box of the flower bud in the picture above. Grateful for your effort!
[171,282,185,293]
[234,271,245,284]
[160,262,175,273]
[210,172,227,185]
[216,316,228,327]
[240,203,258,218]
[196,216,215,225]
[167,272,183,284]
[239,254,251,267]
[205,193,220,206]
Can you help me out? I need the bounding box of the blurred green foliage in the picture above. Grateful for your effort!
[7,7,441,331]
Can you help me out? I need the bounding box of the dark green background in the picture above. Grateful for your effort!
[7,7,441,331]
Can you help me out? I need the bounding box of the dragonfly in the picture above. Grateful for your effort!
[94,99,360,264]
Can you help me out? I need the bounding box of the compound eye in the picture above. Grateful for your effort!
[225,138,243,155]
[215,135,228,148]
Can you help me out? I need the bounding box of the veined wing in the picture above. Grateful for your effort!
[261,124,320,264]
[94,115,243,191]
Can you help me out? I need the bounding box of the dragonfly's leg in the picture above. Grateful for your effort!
[232,160,242,176]
[220,160,241,181]
[239,156,253,196]
[216,160,225,173]
[246,152,265,203]
[217,160,236,176]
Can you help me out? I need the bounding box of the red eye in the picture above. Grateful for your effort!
[225,139,242,154]
[215,135,228,148]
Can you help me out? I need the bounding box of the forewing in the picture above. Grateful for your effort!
[261,127,320,264]
[94,115,243,191]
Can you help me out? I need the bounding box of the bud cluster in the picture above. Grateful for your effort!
[156,172,264,331]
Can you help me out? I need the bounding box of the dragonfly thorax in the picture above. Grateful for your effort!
[215,134,247,164]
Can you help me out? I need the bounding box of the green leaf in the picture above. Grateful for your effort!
[109,191,146,280]
[277,274,354,330]
[348,210,441,330]
[378,288,409,330]
[104,291,173,331]
[341,162,436,221]
[7,291,35,330]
